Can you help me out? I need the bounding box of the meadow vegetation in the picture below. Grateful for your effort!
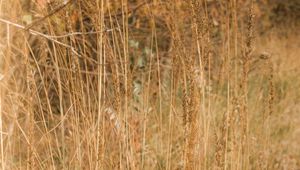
[0,0,299,169]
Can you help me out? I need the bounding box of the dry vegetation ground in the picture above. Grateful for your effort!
[0,0,299,169]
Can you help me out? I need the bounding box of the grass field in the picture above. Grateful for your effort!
[0,0,299,169]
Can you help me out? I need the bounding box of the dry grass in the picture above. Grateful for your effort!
[0,0,299,169]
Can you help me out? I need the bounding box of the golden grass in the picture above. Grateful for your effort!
[0,0,299,169]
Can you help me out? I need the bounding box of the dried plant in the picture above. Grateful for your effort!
[0,0,299,169]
